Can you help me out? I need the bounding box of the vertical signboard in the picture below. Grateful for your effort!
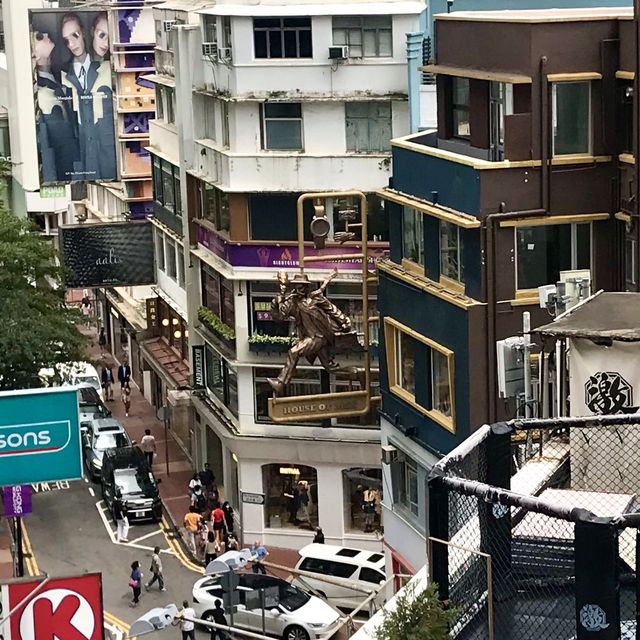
[29,9,117,184]
[2,486,33,518]
[192,345,205,389]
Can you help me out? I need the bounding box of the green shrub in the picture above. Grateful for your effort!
[197,306,235,340]
[248,333,293,345]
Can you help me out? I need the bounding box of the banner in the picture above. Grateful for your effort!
[29,9,117,184]
[192,345,205,389]
[59,221,155,288]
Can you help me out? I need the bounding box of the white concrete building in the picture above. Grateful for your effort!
[146,0,425,550]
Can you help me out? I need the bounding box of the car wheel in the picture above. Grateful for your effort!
[283,626,310,640]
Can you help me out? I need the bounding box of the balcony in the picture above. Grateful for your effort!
[149,119,179,165]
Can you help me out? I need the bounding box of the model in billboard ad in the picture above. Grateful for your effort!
[30,10,117,184]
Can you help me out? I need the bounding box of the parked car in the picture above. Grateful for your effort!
[101,446,162,522]
[292,544,386,611]
[77,384,111,434]
[62,362,104,400]
[82,418,130,480]
[192,572,340,640]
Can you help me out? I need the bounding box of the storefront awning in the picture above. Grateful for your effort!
[140,338,190,388]
[420,64,532,84]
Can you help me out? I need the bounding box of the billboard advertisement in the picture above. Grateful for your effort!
[59,221,155,288]
[29,9,116,184]
[0,573,103,640]
[0,388,82,486]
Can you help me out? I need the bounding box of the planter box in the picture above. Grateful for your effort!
[249,342,291,353]
[197,321,236,357]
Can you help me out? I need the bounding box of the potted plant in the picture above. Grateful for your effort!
[248,332,292,353]
[197,306,236,348]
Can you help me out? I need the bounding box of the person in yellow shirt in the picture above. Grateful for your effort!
[184,506,201,554]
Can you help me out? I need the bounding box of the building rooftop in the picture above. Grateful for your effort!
[534,292,640,342]
[435,6,633,23]
[198,1,425,17]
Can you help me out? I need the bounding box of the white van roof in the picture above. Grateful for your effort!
[298,543,385,569]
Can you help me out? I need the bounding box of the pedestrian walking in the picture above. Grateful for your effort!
[145,546,166,592]
[98,327,107,355]
[191,485,206,514]
[101,364,114,401]
[251,540,268,575]
[209,599,228,640]
[222,501,234,534]
[81,294,92,327]
[363,486,376,532]
[122,383,132,417]
[183,506,201,554]
[172,600,196,640]
[188,473,200,497]
[140,429,156,468]
[199,462,215,493]
[210,503,226,546]
[114,493,129,542]
[313,527,325,544]
[226,533,238,551]
[204,530,218,566]
[117,359,131,392]
[129,560,142,607]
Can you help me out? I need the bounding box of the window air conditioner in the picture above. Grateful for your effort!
[163,20,177,33]
[202,42,218,57]
[217,47,232,62]
[329,45,348,60]
[381,444,398,465]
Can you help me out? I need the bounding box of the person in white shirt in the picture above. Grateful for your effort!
[172,600,196,640]
[140,429,156,468]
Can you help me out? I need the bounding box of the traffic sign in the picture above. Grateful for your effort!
[0,573,103,640]
[0,388,82,485]
[241,491,265,505]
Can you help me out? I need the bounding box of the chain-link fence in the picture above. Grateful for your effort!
[428,416,640,640]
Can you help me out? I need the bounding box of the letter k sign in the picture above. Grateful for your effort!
[17,588,97,640]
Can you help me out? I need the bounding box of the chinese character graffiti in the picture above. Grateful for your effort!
[584,371,633,414]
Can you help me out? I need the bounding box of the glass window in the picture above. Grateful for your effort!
[198,182,230,233]
[261,103,303,151]
[165,238,177,279]
[262,464,318,529]
[254,368,321,423]
[359,568,385,584]
[553,81,590,155]
[166,87,176,124]
[205,346,225,402]
[155,86,164,120]
[402,206,424,265]
[203,15,217,44]
[203,97,216,140]
[201,264,222,315]
[395,331,416,395]
[161,161,175,212]
[343,468,382,533]
[227,366,238,416]
[152,155,162,204]
[452,77,470,139]
[400,456,419,516]
[345,102,391,153]
[221,100,230,148]
[254,17,312,59]
[298,557,356,579]
[177,245,185,287]
[516,223,591,290]
[333,16,392,58]
[439,221,463,283]
[432,349,452,417]
[155,230,165,272]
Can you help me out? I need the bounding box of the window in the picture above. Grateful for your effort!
[249,282,291,338]
[552,81,591,155]
[152,155,162,203]
[203,15,217,44]
[262,464,318,529]
[402,206,424,266]
[253,17,312,59]
[166,87,176,124]
[399,455,419,516]
[359,568,385,584]
[343,468,382,533]
[261,103,303,151]
[298,557,356,579]
[155,86,164,120]
[161,160,175,212]
[221,100,230,148]
[626,236,637,287]
[254,368,321,423]
[153,156,181,222]
[451,77,470,139]
[333,16,392,58]
[155,230,165,272]
[203,97,216,140]
[204,346,238,416]
[439,221,463,283]
[516,223,591,291]
[201,264,235,326]
[165,238,177,279]
[384,318,455,431]
[345,102,391,153]
[197,181,229,232]
[177,245,185,287]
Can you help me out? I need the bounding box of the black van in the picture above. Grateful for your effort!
[101,446,162,522]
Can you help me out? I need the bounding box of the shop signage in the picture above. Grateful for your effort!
[40,185,66,199]
[197,225,386,271]
[3,486,32,518]
[0,388,82,485]
[269,390,370,422]
[0,573,103,640]
[241,491,265,505]
[146,297,159,329]
[192,345,205,389]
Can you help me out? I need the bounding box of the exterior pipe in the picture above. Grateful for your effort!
[406,32,424,134]
[540,56,550,212]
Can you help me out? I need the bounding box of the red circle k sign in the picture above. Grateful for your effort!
[6,574,103,640]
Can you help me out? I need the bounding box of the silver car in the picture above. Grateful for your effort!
[82,418,130,480]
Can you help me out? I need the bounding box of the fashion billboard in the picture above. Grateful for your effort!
[60,221,155,288]
[29,9,117,184]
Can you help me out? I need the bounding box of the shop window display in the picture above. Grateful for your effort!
[263,464,318,530]
[343,468,382,533]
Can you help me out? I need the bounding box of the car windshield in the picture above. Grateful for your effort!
[79,375,101,389]
[114,468,157,498]
[94,433,129,451]
[278,583,310,612]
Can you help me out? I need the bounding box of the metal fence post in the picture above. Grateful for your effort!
[574,520,619,640]
[427,476,449,601]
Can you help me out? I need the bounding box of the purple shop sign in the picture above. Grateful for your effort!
[197,225,387,271]
[3,485,32,518]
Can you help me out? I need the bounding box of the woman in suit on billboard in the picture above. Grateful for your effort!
[60,12,116,181]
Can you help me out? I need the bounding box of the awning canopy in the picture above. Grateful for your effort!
[420,64,532,85]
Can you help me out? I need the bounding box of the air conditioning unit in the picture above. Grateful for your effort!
[163,20,177,32]
[329,45,348,60]
[496,336,525,398]
[217,47,232,62]
[381,444,398,465]
[202,42,218,57]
